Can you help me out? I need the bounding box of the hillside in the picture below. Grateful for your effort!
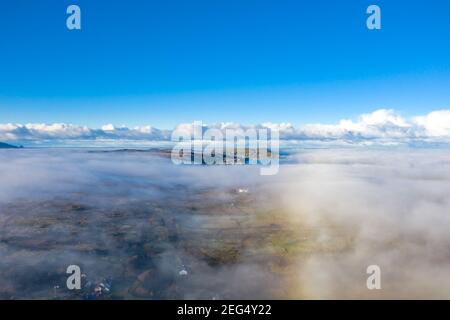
[0,142,22,149]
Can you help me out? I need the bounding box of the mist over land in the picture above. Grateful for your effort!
[1,146,450,299]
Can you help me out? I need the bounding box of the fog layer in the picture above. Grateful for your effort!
[1,148,450,299]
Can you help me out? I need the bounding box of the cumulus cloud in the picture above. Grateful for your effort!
[298,109,414,140]
[412,110,450,137]
[2,109,450,145]
[0,123,171,142]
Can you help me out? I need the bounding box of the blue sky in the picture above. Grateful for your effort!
[1,0,450,128]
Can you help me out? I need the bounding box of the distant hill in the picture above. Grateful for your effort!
[0,142,22,149]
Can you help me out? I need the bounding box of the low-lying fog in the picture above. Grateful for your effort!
[1,147,450,299]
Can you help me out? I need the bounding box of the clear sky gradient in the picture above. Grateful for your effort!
[1,0,450,128]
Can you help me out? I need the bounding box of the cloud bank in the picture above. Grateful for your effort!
[0,149,284,299]
[273,148,450,298]
[2,148,450,298]
[1,109,450,145]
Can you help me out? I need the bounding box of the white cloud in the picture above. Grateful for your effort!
[412,110,450,137]
[1,109,450,145]
[0,123,171,142]
[297,109,414,140]
[101,124,115,131]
